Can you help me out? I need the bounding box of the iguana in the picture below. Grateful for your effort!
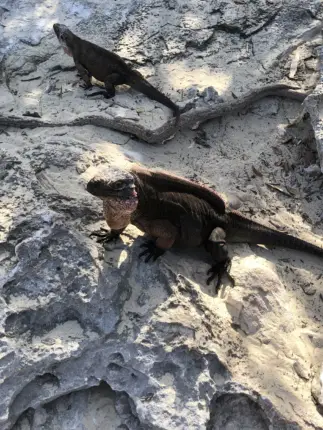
[53,23,180,122]
[86,165,323,294]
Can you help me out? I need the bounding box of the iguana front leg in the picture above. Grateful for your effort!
[205,227,235,294]
[90,211,131,247]
[138,219,177,262]
[74,60,92,88]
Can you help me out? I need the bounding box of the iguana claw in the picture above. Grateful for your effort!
[80,82,92,89]
[89,228,120,245]
[138,240,165,263]
[207,258,235,294]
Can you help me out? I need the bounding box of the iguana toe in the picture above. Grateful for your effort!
[89,228,120,245]
[80,82,92,89]
[207,258,234,294]
[139,240,165,263]
[89,227,109,237]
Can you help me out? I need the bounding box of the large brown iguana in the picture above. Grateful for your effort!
[86,164,323,294]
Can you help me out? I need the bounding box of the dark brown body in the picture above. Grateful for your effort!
[74,40,124,83]
[53,24,180,121]
[128,166,323,254]
[69,36,139,86]
[90,164,323,255]
[130,166,225,249]
[87,165,323,293]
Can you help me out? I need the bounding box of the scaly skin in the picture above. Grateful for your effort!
[87,165,323,295]
[53,23,180,123]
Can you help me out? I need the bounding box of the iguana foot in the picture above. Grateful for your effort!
[207,258,235,295]
[86,90,107,98]
[138,240,165,263]
[89,228,120,245]
[80,82,93,89]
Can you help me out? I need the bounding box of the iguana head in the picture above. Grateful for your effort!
[53,23,75,57]
[87,167,138,202]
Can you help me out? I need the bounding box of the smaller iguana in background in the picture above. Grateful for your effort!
[86,164,323,294]
[53,23,180,122]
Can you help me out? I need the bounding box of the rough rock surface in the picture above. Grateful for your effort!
[0,0,323,429]
[304,46,323,172]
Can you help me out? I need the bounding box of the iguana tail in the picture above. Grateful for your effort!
[226,211,323,257]
[129,71,180,124]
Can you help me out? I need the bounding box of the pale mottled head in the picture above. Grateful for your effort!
[87,167,138,201]
[53,23,75,56]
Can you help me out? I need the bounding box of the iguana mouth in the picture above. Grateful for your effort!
[108,182,137,200]
[119,187,138,200]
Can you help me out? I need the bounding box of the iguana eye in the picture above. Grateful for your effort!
[112,180,124,189]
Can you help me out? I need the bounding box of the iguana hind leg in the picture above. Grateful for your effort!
[205,227,235,295]
[104,73,125,98]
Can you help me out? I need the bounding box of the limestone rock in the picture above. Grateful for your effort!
[0,0,323,428]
